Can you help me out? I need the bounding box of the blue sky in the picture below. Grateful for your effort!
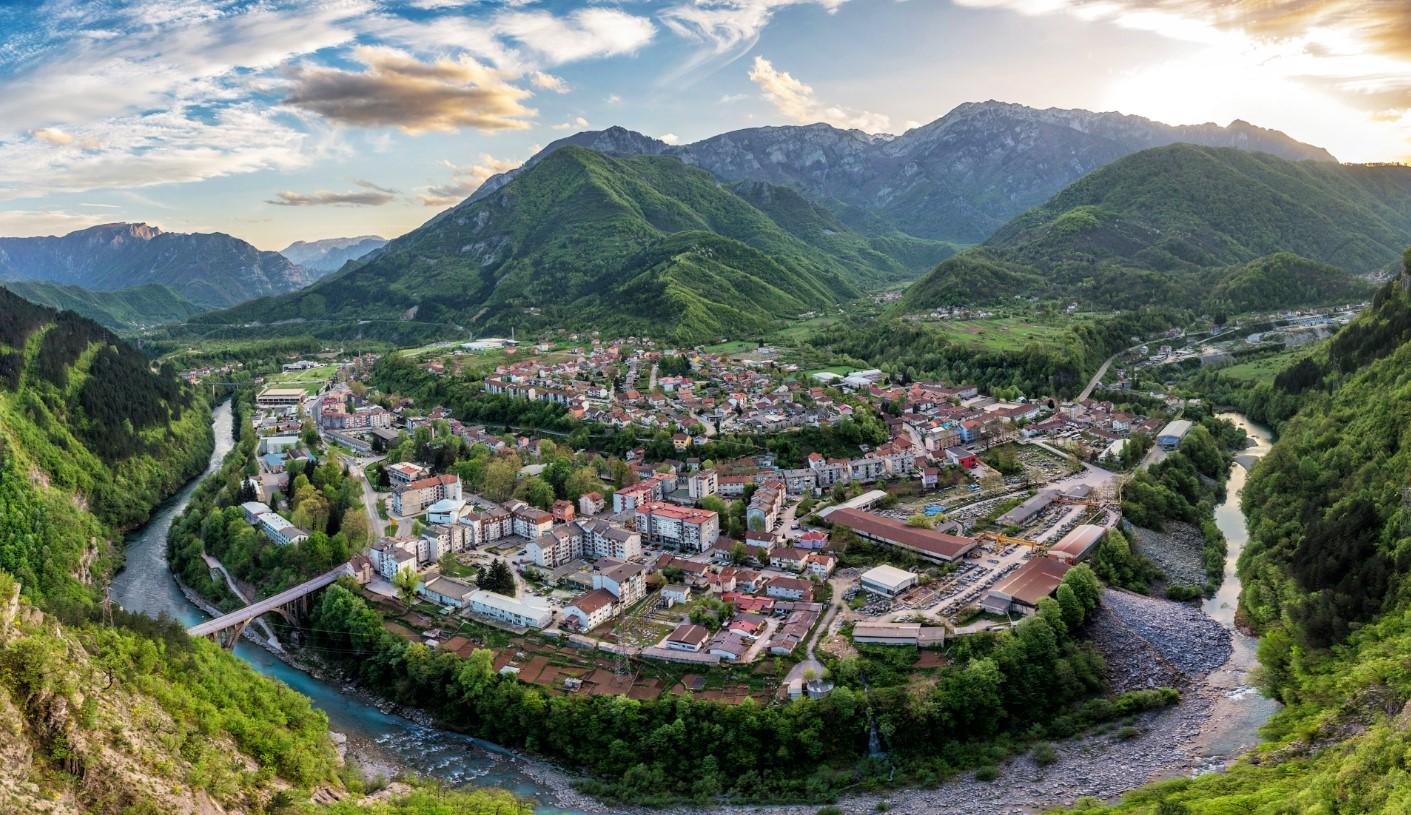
[1,0,1409,249]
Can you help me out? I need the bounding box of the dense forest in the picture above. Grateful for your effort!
[308,564,1174,804]
[0,288,212,613]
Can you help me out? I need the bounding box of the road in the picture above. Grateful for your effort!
[347,454,387,540]
[1079,323,1245,402]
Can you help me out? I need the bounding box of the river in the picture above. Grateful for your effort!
[1189,412,1281,769]
[108,400,584,811]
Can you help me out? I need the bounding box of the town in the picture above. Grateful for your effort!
[209,326,1218,703]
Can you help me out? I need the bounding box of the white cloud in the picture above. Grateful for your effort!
[659,0,849,77]
[0,104,316,199]
[0,2,370,138]
[660,133,680,144]
[551,115,591,130]
[747,56,890,132]
[530,70,571,93]
[494,8,656,65]
[606,94,622,104]
[31,127,75,145]
[419,154,521,206]
[0,208,112,236]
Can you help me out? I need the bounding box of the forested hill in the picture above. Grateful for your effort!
[1070,250,1411,813]
[189,147,929,344]
[0,286,212,611]
[0,280,207,332]
[901,145,1408,313]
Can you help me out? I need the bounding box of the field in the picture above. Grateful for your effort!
[1217,349,1308,384]
[924,315,1083,352]
[703,340,755,354]
[268,365,336,393]
[768,314,840,343]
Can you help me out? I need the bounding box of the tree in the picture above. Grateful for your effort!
[340,507,370,547]
[514,476,555,510]
[906,513,936,528]
[393,566,419,604]
[478,559,516,596]
[482,458,519,502]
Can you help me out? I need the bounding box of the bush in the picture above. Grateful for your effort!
[817,807,843,815]
[1165,584,1203,601]
[974,766,1000,782]
[1032,742,1058,766]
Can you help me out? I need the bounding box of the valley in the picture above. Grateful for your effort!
[4,53,1411,814]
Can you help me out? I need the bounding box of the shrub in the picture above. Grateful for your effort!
[1032,742,1058,766]
[974,765,1000,782]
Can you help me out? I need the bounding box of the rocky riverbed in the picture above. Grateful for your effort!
[1130,522,1209,587]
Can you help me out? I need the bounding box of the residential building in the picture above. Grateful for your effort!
[634,502,720,553]
[765,576,813,601]
[687,469,718,500]
[592,558,646,605]
[562,588,617,632]
[524,518,641,568]
[578,491,605,517]
[392,474,461,516]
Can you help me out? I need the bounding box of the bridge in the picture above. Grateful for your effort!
[188,563,354,649]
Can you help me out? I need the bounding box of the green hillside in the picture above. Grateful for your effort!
[1207,252,1374,314]
[901,145,1411,313]
[1,280,207,332]
[1068,252,1411,814]
[188,147,920,344]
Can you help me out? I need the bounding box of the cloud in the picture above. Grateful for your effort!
[285,46,535,133]
[660,133,680,144]
[747,56,890,131]
[419,154,520,206]
[530,71,571,93]
[606,94,622,104]
[552,116,591,131]
[494,9,656,65]
[0,208,111,236]
[0,104,315,199]
[267,179,399,207]
[659,0,849,77]
[31,127,75,145]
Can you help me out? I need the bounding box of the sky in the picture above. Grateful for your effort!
[1,0,1409,250]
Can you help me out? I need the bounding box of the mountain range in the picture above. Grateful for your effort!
[192,147,948,343]
[279,234,388,273]
[473,101,1335,244]
[900,145,1407,312]
[0,222,312,307]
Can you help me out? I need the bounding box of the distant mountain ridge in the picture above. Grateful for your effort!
[0,222,312,307]
[193,147,940,344]
[0,280,205,333]
[900,145,1405,312]
[472,101,1336,243]
[279,235,388,273]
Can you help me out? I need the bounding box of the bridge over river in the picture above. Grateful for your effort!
[187,562,353,648]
